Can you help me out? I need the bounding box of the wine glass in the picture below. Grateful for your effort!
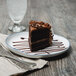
[7,0,27,32]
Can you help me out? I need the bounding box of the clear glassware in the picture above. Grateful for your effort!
[7,0,27,32]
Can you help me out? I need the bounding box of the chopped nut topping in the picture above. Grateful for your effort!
[29,20,51,29]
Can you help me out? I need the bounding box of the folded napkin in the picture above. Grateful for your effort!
[0,33,48,76]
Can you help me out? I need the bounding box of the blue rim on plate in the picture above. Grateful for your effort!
[5,32,70,58]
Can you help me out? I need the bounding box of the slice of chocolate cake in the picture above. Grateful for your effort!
[29,20,53,51]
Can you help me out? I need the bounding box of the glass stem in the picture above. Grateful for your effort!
[14,23,20,27]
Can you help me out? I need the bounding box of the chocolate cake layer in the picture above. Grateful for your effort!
[30,28,52,42]
[31,38,50,44]
[29,20,53,51]
[30,39,51,51]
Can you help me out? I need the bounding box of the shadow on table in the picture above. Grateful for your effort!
[44,46,72,61]
[11,65,48,76]
[11,46,72,76]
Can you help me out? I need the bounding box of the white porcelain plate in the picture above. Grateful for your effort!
[5,32,70,58]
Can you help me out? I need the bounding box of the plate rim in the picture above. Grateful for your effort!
[5,32,70,58]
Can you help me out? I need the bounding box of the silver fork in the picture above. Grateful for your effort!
[0,46,36,69]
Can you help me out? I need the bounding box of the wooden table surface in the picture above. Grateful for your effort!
[0,0,76,76]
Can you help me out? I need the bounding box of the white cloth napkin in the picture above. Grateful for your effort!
[0,33,48,76]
